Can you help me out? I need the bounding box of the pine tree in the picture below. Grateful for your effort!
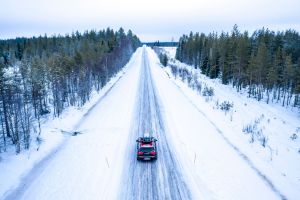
[283,55,294,106]
[175,26,300,108]
[255,41,269,100]
[294,58,300,107]
[235,32,249,90]
[266,66,277,103]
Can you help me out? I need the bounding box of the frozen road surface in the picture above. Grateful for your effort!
[2,46,284,200]
[119,49,191,199]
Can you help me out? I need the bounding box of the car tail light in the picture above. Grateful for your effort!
[150,151,156,155]
[138,151,143,155]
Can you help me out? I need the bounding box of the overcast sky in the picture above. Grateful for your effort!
[1,0,300,41]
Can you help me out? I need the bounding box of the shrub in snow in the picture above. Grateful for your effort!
[168,63,204,96]
[194,79,202,94]
[260,136,268,147]
[159,53,168,67]
[292,128,300,141]
[242,118,268,147]
[290,133,298,140]
[202,86,214,97]
[36,136,43,151]
[187,74,193,87]
[243,124,254,134]
[181,68,189,82]
[219,101,233,114]
[170,64,178,78]
[40,109,51,115]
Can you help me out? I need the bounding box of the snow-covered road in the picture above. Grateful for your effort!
[119,48,192,199]
[2,46,286,200]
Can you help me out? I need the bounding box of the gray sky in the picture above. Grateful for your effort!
[1,0,300,42]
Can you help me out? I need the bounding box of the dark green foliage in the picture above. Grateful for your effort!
[159,53,168,67]
[144,41,178,47]
[0,28,141,153]
[152,47,168,67]
[176,25,300,108]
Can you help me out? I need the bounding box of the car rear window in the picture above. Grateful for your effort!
[140,147,154,152]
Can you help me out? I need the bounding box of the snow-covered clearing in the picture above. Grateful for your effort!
[159,47,300,199]
[0,48,142,199]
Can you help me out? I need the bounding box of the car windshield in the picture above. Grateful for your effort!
[140,147,154,152]
[142,137,152,142]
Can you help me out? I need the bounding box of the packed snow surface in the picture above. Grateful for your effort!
[1,46,298,200]
[119,48,193,199]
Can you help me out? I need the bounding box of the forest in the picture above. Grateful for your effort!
[0,28,140,154]
[176,25,300,108]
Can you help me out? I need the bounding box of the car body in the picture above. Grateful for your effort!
[136,135,157,161]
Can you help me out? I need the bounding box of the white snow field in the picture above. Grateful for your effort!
[159,47,300,200]
[1,46,298,200]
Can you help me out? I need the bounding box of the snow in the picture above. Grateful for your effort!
[0,48,142,199]
[155,46,300,199]
[118,48,194,199]
[1,46,299,200]
[163,46,177,59]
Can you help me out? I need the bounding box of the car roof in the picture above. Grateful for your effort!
[137,136,156,145]
[140,142,153,147]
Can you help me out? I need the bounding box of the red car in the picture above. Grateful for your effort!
[136,135,158,161]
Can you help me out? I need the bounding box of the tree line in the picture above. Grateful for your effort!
[176,25,300,108]
[0,28,140,154]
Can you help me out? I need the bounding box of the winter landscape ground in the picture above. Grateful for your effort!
[0,46,299,200]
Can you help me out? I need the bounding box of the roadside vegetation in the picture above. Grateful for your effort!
[0,28,140,154]
[176,25,300,108]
